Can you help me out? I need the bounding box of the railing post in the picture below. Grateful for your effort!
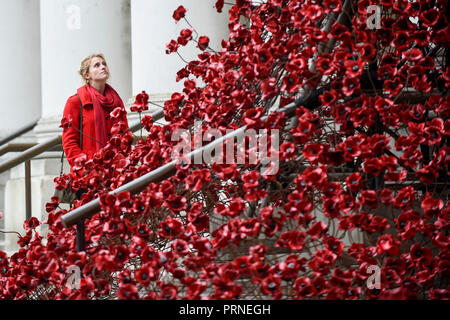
[25,160,31,221]
[76,220,86,252]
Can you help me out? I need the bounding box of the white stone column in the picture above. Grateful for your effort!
[0,0,41,138]
[0,0,41,253]
[130,0,230,104]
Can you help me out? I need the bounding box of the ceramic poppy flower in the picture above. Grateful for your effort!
[363,158,383,177]
[342,76,360,96]
[197,36,210,51]
[421,194,444,219]
[130,91,149,112]
[410,244,433,264]
[118,283,139,300]
[164,195,187,213]
[23,217,40,231]
[165,39,179,54]
[260,77,279,100]
[177,28,193,46]
[302,143,326,164]
[276,230,306,251]
[377,234,401,257]
[281,73,300,94]
[294,277,314,298]
[158,217,185,239]
[393,186,416,208]
[172,5,186,22]
[59,115,72,130]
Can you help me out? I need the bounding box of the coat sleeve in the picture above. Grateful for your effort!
[62,96,86,168]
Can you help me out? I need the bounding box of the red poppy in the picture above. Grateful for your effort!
[276,230,306,251]
[197,36,210,51]
[307,249,337,274]
[23,217,40,231]
[420,8,440,27]
[177,28,193,46]
[393,186,416,208]
[214,0,224,12]
[363,158,382,177]
[323,197,341,218]
[158,217,185,239]
[118,283,139,300]
[345,172,363,193]
[164,195,187,213]
[281,73,300,94]
[279,141,297,160]
[344,59,364,78]
[242,107,264,128]
[239,218,261,238]
[410,244,433,264]
[323,236,344,256]
[416,165,439,184]
[294,277,314,298]
[303,143,326,164]
[165,40,179,54]
[307,221,328,240]
[360,190,379,209]
[377,234,401,256]
[342,76,360,96]
[421,194,444,219]
[0,250,9,268]
[260,274,282,298]
[172,5,186,22]
[130,91,149,112]
[59,115,72,131]
[232,255,253,276]
[260,77,279,100]
[185,169,211,192]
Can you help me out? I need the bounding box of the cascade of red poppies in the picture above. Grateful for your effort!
[0,0,448,300]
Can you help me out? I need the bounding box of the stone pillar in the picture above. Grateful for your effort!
[130,0,229,106]
[0,0,41,253]
[0,0,41,138]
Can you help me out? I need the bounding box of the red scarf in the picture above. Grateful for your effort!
[78,84,124,151]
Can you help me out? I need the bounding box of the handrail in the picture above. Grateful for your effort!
[0,135,63,173]
[0,120,39,147]
[0,142,62,157]
[61,101,300,228]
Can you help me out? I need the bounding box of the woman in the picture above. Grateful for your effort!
[62,53,129,170]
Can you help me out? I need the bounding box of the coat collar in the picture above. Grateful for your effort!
[77,85,93,107]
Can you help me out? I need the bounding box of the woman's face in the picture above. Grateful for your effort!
[85,57,109,84]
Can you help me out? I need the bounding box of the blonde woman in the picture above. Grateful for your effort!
[62,53,129,170]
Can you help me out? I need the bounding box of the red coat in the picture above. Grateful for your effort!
[62,85,129,169]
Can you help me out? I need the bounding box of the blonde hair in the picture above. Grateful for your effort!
[78,53,108,84]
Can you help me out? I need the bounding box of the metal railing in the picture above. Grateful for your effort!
[0,120,39,147]
[0,136,63,220]
[0,142,61,157]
